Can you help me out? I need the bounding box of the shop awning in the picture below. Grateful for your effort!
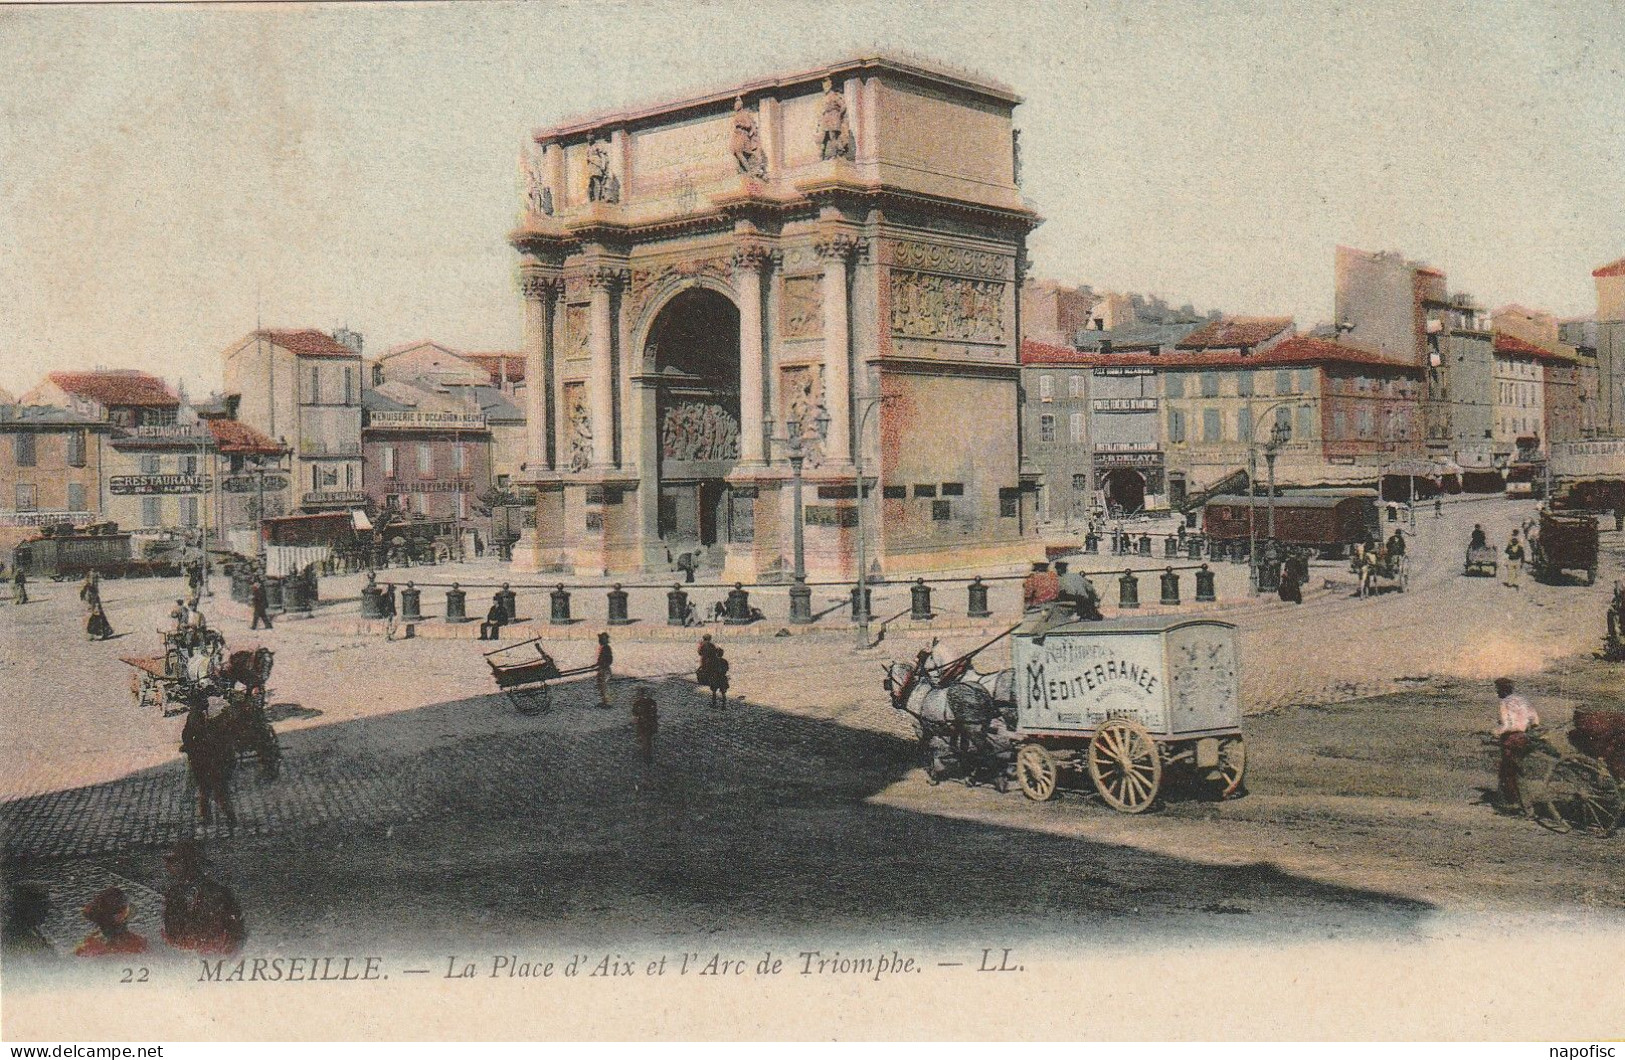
[351,509,374,532]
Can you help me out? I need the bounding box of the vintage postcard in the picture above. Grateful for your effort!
[2,0,1622,1043]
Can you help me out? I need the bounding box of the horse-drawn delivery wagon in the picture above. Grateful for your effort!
[1009,616,1245,812]
[121,631,280,779]
[1531,510,1599,586]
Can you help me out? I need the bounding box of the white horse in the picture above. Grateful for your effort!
[920,642,1015,708]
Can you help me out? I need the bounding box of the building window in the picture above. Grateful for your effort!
[383,447,397,479]
[1275,406,1292,433]
[67,429,87,468]
[182,454,198,475]
[1357,409,1374,438]
[941,482,965,497]
[881,485,906,500]
[1276,370,1293,395]
[142,496,161,527]
[913,484,937,498]
[1039,375,1054,402]
[14,434,36,468]
[454,443,468,476]
[998,487,1020,518]
[345,463,356,489]
[1072,473,1089,490]
[1237,406,1253,442]
[180,496,199,527]
[140,454,161,475]
[415,493,429,515]
[417,443,433,478]
[1168,409,1186,444]
[1296,406,1314,440]
[386,494,401,511]
[1039,414,1057,443]
[1333,411,1347,438]
[68,482,86,511]
[1237,371,1254,397]
[1202,408,1221,443]
[931,500,951,521]
[456,491,467,520]
[1297,369,1315,394]
[15,483,37,511]
[1200,373,1219,398]
[309,367,321,404]
[1166,374,1185,399]
[1069,412,1085,444]
[1068,375,1084,399]
[344,367,356,405]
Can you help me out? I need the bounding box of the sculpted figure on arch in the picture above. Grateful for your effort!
[818,78,855,161]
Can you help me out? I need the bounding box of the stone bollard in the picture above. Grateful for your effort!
[445,582,467,623]
[724,582,751,625]
[607,583,630,626]
[1084,533,1099,554]
[1118,570,1140,609]
[1138,534,1152,557]
[284,572,312,616]
[1159,567,1180,605]
[1165,536,1180,558]
[850,585,872,619]
[360,573,384,619]
[401,582,423,621]
[498,582,518,623]
[667,584,689,627]
[1211,540,1228,562]
[910,578,934,621]
[1195,564,1217,602]
[789,580,813,625]
[265,576,285,614]
[967,576,991,618]
[1187,538,1203,560]
[548,584,571,625]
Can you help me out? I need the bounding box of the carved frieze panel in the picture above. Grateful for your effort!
[778,364,827,469]
[565,304,591,360]
[888,269,1006,345]
[627,256,734,327]
[563,382,591,471]
[661,401,740,462]
[889,240,1009,280]
[780,276,823,340]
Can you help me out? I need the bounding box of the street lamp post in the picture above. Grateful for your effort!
[852,395,892,650]
[764,408,829,624]
[1246,399,1307,594]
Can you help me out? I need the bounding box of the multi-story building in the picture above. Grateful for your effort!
[461,352,526,404]
[1333,245,1446,369]
[1019,344,1094,523]
[222,329,365,514]
[362,381,491,526]
[1590,257,1625,437]
[1421,293,1497,482]
[1490,331,1568,455]
[21,370,181,429]
[0,403,115,557]
[1021,280,1100,348]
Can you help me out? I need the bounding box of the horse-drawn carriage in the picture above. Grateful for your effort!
[886,616,1246,813]
[1531,511,1599,586]
[1463,545,1498,577]
[1503,708,1624,836]
[121,630,281,779]
[1353,547,1408,597]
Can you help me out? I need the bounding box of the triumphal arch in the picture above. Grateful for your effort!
[510,55,1039,580]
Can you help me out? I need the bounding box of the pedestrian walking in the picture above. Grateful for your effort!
[1491,677,1540,811]
[595,631,613,708]
[1434,497,1443,519]
[72,887,147,958]
[249,578,274,631]
[380,582,398,640]
[11,566,26,605]
[79,570,100,608]
[478,594,506,641]
[85,601,114,641]
[181,697,237,827]
[697,633,719,685]
[169,598,189,631]
[630,685,659,765]
[1504,531,1526,589]
[161,841,246,956]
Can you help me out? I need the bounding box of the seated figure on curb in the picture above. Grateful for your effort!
[478,595,506,641]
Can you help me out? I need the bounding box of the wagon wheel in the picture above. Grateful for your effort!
[1088,719,1162,813]
[1016,743,1058,802]
[1206,737,1247,799]
[511,682,551,717]
[1532,754,1622,836]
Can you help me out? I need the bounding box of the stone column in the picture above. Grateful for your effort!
[519,269,558,473]
[817,236,857,466]
[734,243,772,465]
[586,268,624,469]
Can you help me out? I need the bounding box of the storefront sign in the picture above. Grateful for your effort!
[1095,441,1160,452]
[221,475,291,493]
[1092,398,1159,412]
[0,510,94,528]
[109,474,205,495]
[367,411,486,430]
[1551,440,1625,478]
[1093,366,1156,377]
[1093,452,1164,468]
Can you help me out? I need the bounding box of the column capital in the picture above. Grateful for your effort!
[732,241,777,273]
[584,266,631,292]
[519,268,564,302]
[815,233,868,264]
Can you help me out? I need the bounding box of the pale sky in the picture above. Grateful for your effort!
[2,0,1622,397]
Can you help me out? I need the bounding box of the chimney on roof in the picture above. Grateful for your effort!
[332,327,364,356]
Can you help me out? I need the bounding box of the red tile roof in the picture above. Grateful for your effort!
[48,370,179,408]
[206,418,285,455]
[1175,316,1294,350]
[1593,257,1625,278]
[257,329,361,359]
[1492,331,1576,364]
[1022,335,1416,372]
[463,352,525,384]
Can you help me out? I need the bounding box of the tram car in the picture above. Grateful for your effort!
[9,522,183,581]
[1201,492,1377,556]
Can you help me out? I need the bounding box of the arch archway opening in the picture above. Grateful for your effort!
[1102,468,1147,515]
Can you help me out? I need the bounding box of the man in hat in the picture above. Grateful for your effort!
[170,598,189,631]
[478,593,506,641]
[11,564,26,605]
[249,577,274,631]
[1491,677,1541,810]
[161,841,246,956]
[630,685,659,765]
[1054,561,1103,622]
[73,887,147,957]
[1470,524,1488,550]
[1386,528,1407,559]
[1504,530,1526,589]
[595,631,614,708]
[181,696,237,827]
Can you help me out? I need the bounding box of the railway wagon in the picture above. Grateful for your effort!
[1201,494,1375,556]
[10,523,182,580]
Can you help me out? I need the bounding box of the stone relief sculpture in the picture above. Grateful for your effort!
[586,138,620,203]
[888,269,1006,344]
[660,401,741,462]
[818,78,855,161]
[730,97,768,179]
[522,146,553,216]
[566,386,592,471]
[779,276,823,339]
[781,365,827,469]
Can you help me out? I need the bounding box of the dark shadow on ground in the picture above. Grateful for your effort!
[3,678,1434,952]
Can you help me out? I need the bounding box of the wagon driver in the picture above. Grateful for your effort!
[1491,677,1540,811]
